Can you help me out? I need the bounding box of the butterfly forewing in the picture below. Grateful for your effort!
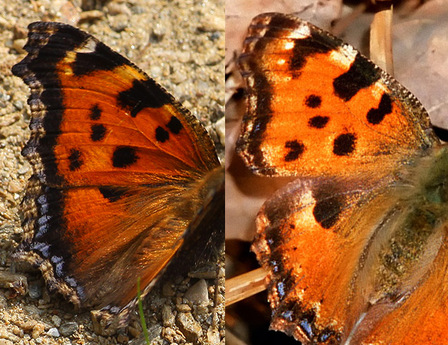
[238,13,438,178]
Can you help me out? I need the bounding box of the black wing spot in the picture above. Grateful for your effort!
[112,146,138,168]
[68,148,83,171]
[155,126,169,143]
[366,93,392,125]
[91,124,106,141]
[284,140,305,162]
[117,79,172,117]
[99,187,127,202]
[333,53,381,101]
[305,94,322,108]
[333,133,356,156]
[308,116,329,129]
[313,192,344,229]
[89,104,102,120]
[167,116,183,134]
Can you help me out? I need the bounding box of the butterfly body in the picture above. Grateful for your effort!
[239,13,448,345]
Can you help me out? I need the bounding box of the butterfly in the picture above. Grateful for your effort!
[11,21,224,333]
[237,12,448,344]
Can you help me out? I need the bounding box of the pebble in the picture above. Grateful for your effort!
[171,70,187,84]
[7,180,22,193]
[176,312,202,343]
[215,116,225,146]
[207,327,220,345]
[17,164,29,175]
[0,340,13,345]
[13,100,23,110]
[116,333,130,343]
[12,39,26,54]
[127,324,141,338]
[47,327,60,337]
[109,14,129,32]
[162,304,175,326]
[147,323,162,341]
[177,303,191,313]
[184,279,209,305]
[51,315,61,327]
[59,321,78,336]
[150,23,165,43]
[106,2,131,16]
[79,10,104,22]
[31,322,46,338]
[11,325,23,337]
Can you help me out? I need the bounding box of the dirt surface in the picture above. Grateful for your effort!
[0,0,224,344]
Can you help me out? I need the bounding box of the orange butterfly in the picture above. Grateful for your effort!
[237,13,448,344]
[12,21,223,331]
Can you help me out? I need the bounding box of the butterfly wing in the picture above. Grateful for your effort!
[238,13,439,178]
[240,13,448,345]
[13,21,222,318]
[253,172,448,344]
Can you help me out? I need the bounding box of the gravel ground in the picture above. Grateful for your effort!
[0,0,224,344]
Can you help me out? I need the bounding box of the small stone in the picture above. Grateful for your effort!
[127,324,141,338]
[0,340,13,345]
[28,280,43,299]
[150,23,165,43]
[13,39,26,53]
[13,100,23,110]
[31,322,46,339]
[59,322,78,336]
[47,327,60,337]
[170,70,187,84]
[176,312,202,343]
[162,305,175,326]
[116,333,130,343]
[147,323,162,341]
[11,325,23,337]
[177,51,191,64]
[23,305,41,316]
[162,326,176,343]
[51,315,61,327]
[207,327,220,345]
[7,180,21,193]
[17,164,29,175]
[194,304,208,316]
[109,14,128,32]
[184,279,209,305]
[215,116,225,147]
[176,303,191,312]
[79,10,104,22]
[106,2,131,16]
[199,15,224,32]
[18,320,36,332]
